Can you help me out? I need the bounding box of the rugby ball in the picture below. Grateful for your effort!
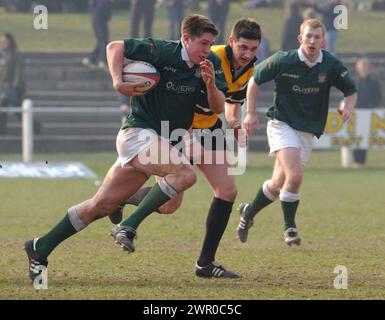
[122,60,160,93]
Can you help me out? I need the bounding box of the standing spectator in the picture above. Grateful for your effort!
[82,0,111,70]
[372,0,385,10]
[0,33,41,134]
[353,58,382,167]
[256,34,272,91]
[307,0,341,55]
[130,0,156,38]
[208,0,230,44]
[165,0,187,40]
[256,35,270,64]
[281,1,303,51]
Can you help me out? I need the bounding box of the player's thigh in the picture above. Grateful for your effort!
[130,137,192,177]
[93,162,148,206]
[275,147,303,178]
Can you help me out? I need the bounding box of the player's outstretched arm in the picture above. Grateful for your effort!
[106,40,146,97]
[338,92,357,124]
[243,77,261,137]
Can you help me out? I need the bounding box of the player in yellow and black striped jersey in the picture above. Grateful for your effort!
[190,19,261,278]
[112,18,262,278]
[192,43,256,148]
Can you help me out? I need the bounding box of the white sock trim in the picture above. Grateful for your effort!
[279,189,300,202]
[33,237,39,251]
[68,206,87,231]
[158,177,178,198]
[262,180,277,201]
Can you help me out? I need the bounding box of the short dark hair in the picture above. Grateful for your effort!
[231,18,261,42]
[181,14,219,39]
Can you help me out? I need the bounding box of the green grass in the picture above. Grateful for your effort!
[1,3,384,52]
[1,150,385,299]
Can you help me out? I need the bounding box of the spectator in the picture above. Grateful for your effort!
[0,33,41,135]
[307,0,341,55]
[281,1,303,51]
[130,0,156,38]
[256,34,272,92]
[82,0,111,70]
[256,35,270,63]
[372,0,385,10]
[353,58,382,167]
[165,0,187,40]
[208,0,230,44]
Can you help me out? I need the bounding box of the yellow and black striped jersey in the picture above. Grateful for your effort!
[192,44,257,129]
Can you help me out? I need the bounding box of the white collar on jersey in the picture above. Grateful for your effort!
[181,40,195,68]
[298,46,323,68]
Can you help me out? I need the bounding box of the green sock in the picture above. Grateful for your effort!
[281,200,299,230]
[121,183,171,230]
[244,187,274,220]
[36,213,78,259]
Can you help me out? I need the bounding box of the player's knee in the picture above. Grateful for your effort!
[267,180,281,196]
[217,186,237,202]
[159,192,183,214]
[287,173,303,189]
[178,165,197,189]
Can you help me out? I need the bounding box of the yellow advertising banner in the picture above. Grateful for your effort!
[315,109,385,149]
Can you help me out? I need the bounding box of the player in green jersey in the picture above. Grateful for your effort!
[237,19,357,246]
[24,14,226,285]
[109,19,262,279]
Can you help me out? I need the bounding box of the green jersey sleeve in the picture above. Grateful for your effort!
[253,51,284,85]
[331,60,357,97]
[123,38,164,66]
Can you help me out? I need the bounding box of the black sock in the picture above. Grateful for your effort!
[197,197,233,267]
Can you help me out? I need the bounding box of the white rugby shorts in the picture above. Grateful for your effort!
[266,119,314,166]
[116,127,159,167]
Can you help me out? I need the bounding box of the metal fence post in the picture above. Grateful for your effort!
[22,99,33,162]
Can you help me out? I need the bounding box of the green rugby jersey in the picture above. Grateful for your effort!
[253,49,357,138]
[121,38,228,136]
